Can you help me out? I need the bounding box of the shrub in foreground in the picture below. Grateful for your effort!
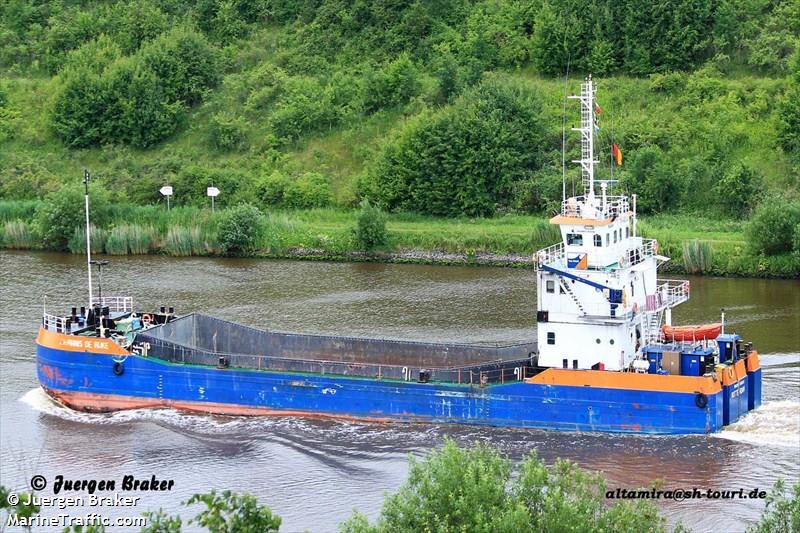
[36,183,111,251]
[353,200,388,251]
[746,198,800,255]
[341,439,668,533]
[217,204,264,256]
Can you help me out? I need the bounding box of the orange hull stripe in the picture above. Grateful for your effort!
[525,368,721,395]
[36,327,130,356]
[45,388,394,422]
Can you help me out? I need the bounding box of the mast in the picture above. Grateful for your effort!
[568,75,599,205]
[83,169,93,311]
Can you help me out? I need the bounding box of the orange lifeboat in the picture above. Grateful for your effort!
[661,323,722,341]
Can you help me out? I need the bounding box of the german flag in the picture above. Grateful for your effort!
[612,143,623,166]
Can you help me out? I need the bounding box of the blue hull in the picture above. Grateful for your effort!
[37,344,728,434]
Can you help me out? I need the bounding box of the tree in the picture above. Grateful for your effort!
[371,76,549,217]
[778,46,800,156]
[140,26,222,106]
[217,203,264,256]
[621,146,683,214]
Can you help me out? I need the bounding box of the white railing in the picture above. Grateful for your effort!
[91,296,133,313]
[645,280,690,312]
[561,195,630,219]
[534,242,565,270]
[622,238,659,267]
[42,312,70,333]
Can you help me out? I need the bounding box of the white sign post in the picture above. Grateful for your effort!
[160,185,173,210]
[207,186,220,212]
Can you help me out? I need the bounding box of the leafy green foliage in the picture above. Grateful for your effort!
[140,26,222,106]
[364,53,421,113]
[188,489,281,533]
[209,112,249,151]
[747,480,800,533]
[714,163,761,217]
[621,146,682,214]
[341,439,667,533]
[217,203,264,256]
[36,183,111,251]
[371,76,549,217]
[353,199,388,250]
[141,508,183,533]
[282,172,333,209]
[746,198,800,255]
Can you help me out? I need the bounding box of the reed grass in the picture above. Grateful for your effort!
[68,225,107,254]
[1,220,37,249]
[161,226,208,256]
[682,240,714,274]
[530,220,562,249]
[0,201,39,223]
[105,224,157,255]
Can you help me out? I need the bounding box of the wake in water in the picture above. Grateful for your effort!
[714,400,800,448]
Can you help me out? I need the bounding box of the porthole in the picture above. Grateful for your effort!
[610,339,615,345]
[596,338,601,344]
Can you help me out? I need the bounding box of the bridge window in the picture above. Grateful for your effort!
[626,226,630,238]
[613,230,618,243]
[594,234,602,247]
[546,280,555,293]
[606,233,610,246]
[572,359,578,369]
[567,233,583,246]
[562,358,568,368]
[547,332,556,345]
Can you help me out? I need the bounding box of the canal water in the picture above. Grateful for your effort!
[1,251,798,532]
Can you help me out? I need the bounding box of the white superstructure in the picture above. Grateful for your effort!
[535,75,689,371]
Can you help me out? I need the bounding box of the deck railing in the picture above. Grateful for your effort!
[42,312,69,333]
[534,242,565,271]
[91,296,133,313]
[561,195,630,219]
[645,280,690,312]
[622,238,659,268]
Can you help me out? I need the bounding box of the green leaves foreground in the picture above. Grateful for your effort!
[341,438,665,533]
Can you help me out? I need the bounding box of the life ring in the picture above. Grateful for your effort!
[113,361,125,376]
[695,392,708,409]
[142,313,153,327]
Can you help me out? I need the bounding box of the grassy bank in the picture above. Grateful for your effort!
[2,201,797,278]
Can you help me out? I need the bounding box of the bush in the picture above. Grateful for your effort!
[747,480,800,533]
[746,198,800,255]
[256,172,290,206]
[140,26,221,106]
[715,163,761,217]
[217,204,264,256]
[37,183,111,251]
[282,172,333,209]
[341,439,667,533]
[795,224,800,255]
[209,112,248,151]
[353,200,388,251]
[371,76,549,217]
[364,53,421,113]
[621,146,683,214]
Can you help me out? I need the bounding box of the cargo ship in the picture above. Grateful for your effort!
[36,76,761,433]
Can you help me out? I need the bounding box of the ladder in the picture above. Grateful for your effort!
[560,281,586,316]
[644,310,663,344]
